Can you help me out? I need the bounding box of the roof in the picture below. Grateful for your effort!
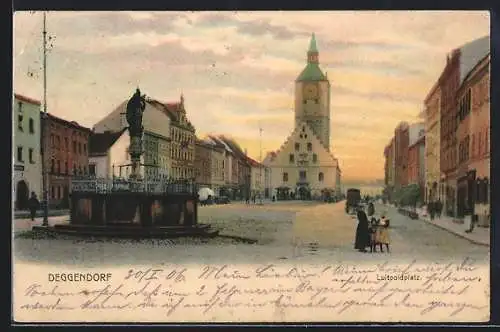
[89,128,127,155]
[246,156,264,168]
[296,63,327,82]
[459,35,489,85]
[308,33,318,53]
[296,33,326,82]
[14,93,41,106]
[44,112,92,133]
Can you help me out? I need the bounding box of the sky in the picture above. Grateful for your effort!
[13,11,489,183]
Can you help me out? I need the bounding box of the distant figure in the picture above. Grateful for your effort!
[252,195,256,204]
[28,192,40,221]
[429,201,435,220]
[272,195,276,202]
[354,209,370,253]
[436,200,443,218]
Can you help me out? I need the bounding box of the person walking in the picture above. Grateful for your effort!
[429,201,435,221]
[354,208,370,253]
[436,200,443,219]
[27,192,40,221]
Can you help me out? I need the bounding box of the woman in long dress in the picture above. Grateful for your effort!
[354,209,370,252]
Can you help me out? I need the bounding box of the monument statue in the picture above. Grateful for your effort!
[126,88,146,137]
[126,88,147,179]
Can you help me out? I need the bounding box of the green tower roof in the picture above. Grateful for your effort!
[309,33,318,53]
[296,63,326,81]
[296,33,327,81]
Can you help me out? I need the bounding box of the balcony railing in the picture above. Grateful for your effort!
[70,176,198,195]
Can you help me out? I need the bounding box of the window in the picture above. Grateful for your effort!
[65,138,69,150]
[299,170,307,180]
[73,163,77,175]
[289,154,294,163]
[83,143,87,154]
[29,148,34,164]
[64,161,68,174]
[485,129,489,155]
[307,142,312,151]
[295,143,300,151]
[18,113,23,131]
[56,136,60,149]
[78,142,82,154]
[17,147,23,162]
[57,186,61,199]
[318,172,324,182]
[29,118,35,134]
[56,160,60,174]
[51,186,55,199]
[313,153,318,163]
[283,172,288,182]
[73,141,77,152]
[51,159,55,173]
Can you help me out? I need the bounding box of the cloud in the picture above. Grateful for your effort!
[195,12,308,40]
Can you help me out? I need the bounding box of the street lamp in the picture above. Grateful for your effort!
[41,11,49,226]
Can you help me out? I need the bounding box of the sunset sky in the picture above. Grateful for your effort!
[13,11,489,183]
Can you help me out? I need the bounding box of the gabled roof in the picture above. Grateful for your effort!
[14,93,41,105]
[89,128,127,155]
[268,121,337,167]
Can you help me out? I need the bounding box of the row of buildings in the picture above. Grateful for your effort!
[13,33,342,209]
[384,35,490,226]
[13,93,267,210]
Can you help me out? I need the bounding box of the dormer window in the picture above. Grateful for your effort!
[295,143,300,151]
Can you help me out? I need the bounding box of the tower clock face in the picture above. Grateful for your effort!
[304,84,318,99]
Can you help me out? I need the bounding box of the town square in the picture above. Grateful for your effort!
[12,11,490,322]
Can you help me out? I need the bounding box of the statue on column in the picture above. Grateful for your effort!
[126,88,146,137]
[125,88,147,179]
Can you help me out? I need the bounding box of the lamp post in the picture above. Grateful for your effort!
[259,124,263,204]
[41,11,49,226]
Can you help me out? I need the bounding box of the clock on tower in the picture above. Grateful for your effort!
[304,83,318,100]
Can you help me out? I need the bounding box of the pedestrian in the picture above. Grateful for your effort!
[429,201,435,220]
[436,200,442,218]
[377,216,391,253]
[27,191,40,221]
[354,208,370,253]
[368,216,380,253]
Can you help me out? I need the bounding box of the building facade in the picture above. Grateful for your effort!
[267,34,341,200]
[424,83,441,204]
[164,96,196,180]
[88,128,148,179]
[383,137,395,201]
[194,138,212,188]
[439,50,461,217]
[13,94,42,210]
[42,113,91,208]
[93,94,173,178]
[456,53,490,224]
[408,134,426,203]
[394,122,409,190]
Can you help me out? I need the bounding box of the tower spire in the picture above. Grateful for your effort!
[307,33,319,64]
[308,33,318,53]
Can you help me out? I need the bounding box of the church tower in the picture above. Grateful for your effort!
[294,33,331,151]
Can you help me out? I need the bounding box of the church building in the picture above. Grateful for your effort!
[265,34,342,200]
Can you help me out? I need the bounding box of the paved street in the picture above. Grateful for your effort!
[13,201,489,266]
